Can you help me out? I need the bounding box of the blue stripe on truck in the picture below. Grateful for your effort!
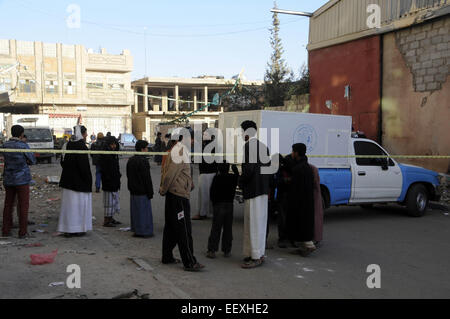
[318,168,352,206]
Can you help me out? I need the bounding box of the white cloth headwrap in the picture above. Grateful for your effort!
[74,125,83,141]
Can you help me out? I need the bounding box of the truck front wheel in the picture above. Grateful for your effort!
[406,184,428,217]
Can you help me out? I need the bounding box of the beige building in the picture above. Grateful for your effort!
[132,76,263,142]
[0,39,134,137]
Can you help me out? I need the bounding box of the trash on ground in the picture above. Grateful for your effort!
[32,229,47,233]
[64,250,96,256]
[112,289,149,299]
[30,249,58,265]
[128,257,154,271]
[0,241,12,246]
[46,176,60,184]
[118,227,131,232]
[48,282,65,287]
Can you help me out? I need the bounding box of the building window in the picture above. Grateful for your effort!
[108,83,124,90]
[45,80,58,94]
[64,80,76,95]
[19,79,36,93]
[0,78,12,92]
[87,82,103,89]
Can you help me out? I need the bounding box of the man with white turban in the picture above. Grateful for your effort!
[57,125,93,237]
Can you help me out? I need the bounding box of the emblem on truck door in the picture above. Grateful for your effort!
[293,124,318,153]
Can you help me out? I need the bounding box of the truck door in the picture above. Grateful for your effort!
[350,140,402,203]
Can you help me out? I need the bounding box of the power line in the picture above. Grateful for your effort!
[13,0,306,38]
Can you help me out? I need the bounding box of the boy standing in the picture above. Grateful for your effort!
[207,163,239,259]
[100,136,122,227]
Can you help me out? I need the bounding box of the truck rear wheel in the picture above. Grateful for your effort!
[406,184,428,217]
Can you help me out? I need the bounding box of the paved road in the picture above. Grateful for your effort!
[0,157,449,299]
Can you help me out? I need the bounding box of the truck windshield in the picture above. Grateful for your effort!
[24,128,53,142]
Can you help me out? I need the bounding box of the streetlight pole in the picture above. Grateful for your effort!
[270,8,313,17]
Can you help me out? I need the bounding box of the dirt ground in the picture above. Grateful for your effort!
[0,157,449,299]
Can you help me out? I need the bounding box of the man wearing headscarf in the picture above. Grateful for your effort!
[100,136,122,227]
[58,125,93,237]
[127,140,154,238]
[286,143,316,255]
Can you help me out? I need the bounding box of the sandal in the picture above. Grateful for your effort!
[241,258,264,269]
[103,222,116,228]
[184,263,205,272]
[206,251,216,259]
[111,219,122,225]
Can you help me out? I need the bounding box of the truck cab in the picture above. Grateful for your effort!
[319,138,441,217]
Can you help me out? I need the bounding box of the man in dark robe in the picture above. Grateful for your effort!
[286,143,316,256]
[127,140,154,238]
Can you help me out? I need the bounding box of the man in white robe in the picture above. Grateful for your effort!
[238,120,271,269]
[57,125,93,237]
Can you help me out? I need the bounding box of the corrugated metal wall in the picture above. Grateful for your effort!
[309,0,448,47]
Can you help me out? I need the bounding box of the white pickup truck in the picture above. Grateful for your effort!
[218,110,442,217]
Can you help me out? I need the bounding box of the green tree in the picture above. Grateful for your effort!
[264,1,293,107]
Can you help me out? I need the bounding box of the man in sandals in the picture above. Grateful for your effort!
[239,121,271,269]
[160,130,204,272]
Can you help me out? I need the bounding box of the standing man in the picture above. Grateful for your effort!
[160,132,204,272]
[287,143,316,256]
[100,136,122,227]
[127,140,154,238]
[192,136,217,220]
[58,125,93,237]
[90,132,104,193]
[239,120,271,269]
[154,132,163,165]
[2,125,36,238]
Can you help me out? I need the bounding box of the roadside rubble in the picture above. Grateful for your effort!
[112,289,150,299]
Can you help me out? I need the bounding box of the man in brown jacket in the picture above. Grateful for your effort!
[160,135,204,272]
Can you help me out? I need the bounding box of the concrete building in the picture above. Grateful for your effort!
[0,39,134,137]
[132,76,263,142]
[307,0,449,173]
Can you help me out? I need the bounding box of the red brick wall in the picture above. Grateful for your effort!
[309,36,381,141]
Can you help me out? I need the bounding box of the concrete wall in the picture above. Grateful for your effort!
[382,17,450,173]
[309,35,381,140]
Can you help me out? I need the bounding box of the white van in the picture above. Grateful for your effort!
[24,126,54,164]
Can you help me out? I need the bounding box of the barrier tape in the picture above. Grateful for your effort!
[0,148,448,159]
